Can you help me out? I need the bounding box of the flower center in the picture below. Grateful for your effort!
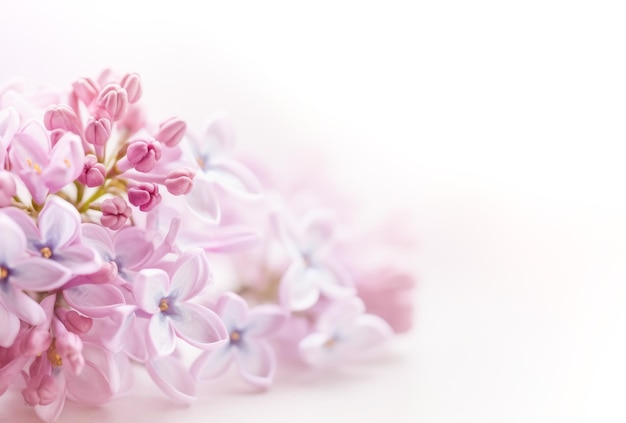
[40,247,52,259]
[47,339,62,367]
[26,158,43,175]
[323,337,336,349]
[159,298,169,312]
[229,330,241,343]
[0,266,7,280]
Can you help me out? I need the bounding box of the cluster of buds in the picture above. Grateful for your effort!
[0,70,415,422]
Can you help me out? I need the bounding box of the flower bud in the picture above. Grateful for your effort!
[128,182,161,212]
[165,168,195,195]
[55,309,93,335]
[0,171,16,207]
[126,138,162,173]
[78,155,106,187]
[120,73,142,103]
[72,77,99,105]
[84,117,111,146]
[49,129,65,147]
[97,83,128,121]
[101,196,132,230]
[154,117,186,147]
[43,105,80,134]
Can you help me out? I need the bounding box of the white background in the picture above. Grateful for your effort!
[1,1,626,422]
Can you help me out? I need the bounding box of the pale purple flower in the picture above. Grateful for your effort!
[3,196,101,275]
[132,249,228,357]
[0,299,19,348]
[8,120,84,204]
[275,208,354,311]
[299,297,392,367]
[0,213,71,325]
[192,292,285,388]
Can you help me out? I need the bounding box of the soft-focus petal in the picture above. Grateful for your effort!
[0,213,26,264]
[215,292,248,331]
[245,305,286,338]
[185,177,220,224]
[66,344,116,405]
[169,302,228,350]
[298,332,335,367]
[191,346,234,381]
[279,263,321,311]
[236,339,276,387]
[146,355,196,405]
[39,196,80,249]
[44,132,84,193]
[0,303,19,348]
[147,314,176,357]
[34,372,66,423]
[63,284,126,318]
[169,249,209,301]
[113,226,154,269]
[296,209,337,257]
[316,297,365,334]
[209,158,263,199]
[133,269,169,313]
[339,314,393,357]
[201,115,235,155]
[11,257,71,291]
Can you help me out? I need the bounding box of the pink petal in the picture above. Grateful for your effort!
[236,339,276,388]
[339,314,393,356]
[44,132,84,193]
[66,344,116,405]
[0,214,26,264]
[316,261,355,300]
[133,269,169,313]
[34,373,66,423]
[169,249,210,301]
[185,177,220,223]
[147,314,176,357]
[245,305,286,338]
[279,263,322,311]
[52,244,101,275]
[296,209,337,257]
[210,158,263,199]
[169,302,228,350]
[298,332,335,367]
[113,226,154,269]
[215,292,248,331]
[316,297,365,334]
[81,223,114,257]
[39,196,80,249]
[11,257,71,291]
[191,346,234,381]
[63,284,126,318]
[202,115,235,155]
[2,286,46,325]
[0,303,19,348]
[146,355,196,405]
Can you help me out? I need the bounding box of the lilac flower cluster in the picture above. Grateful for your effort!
[0,70,416,422]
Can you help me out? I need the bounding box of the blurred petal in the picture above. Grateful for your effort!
[0,303,19,348]
[236,339,275,388]
[66,345,116,405]
[191,346,234,381]
[340,314,393,357]
[210,158,263,199]
[245,305,286,338]
[146,355,196,405]
[185,177,220,224]
[202,115,235,155]
[298,332,335,367]
[215,292,248,331]
[169,302,228,350]
[39,196,80,249]
[297,209,337,257]
[279,263,321,312]
[0,214,26,264]
[317,297,365,334]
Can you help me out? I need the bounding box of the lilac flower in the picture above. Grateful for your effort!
[132,249,228,357]
[3,196,100,275]
[275,208,354,311]
[0,300,19,348]
[8,121,83,204]
[0,214,71,325]
[298,297,393,367]
[185,116,263,223]
[192,293,285,388]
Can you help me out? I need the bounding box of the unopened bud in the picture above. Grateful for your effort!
[97,83,128,121]
[101,197,132,230]
[154,117,186,147]
[165,168,195,195]
[127,182,161,212]
[126,138,161,173]
[120,73,142,103]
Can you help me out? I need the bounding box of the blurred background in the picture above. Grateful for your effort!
[1,1,626,422]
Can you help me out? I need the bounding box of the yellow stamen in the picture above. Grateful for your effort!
[40,247,52,259]
[323,338,336,349]
[159,298,169,312]
[64,159,71,168]
[47,339,63,367]
[26,158,33,167]
[230,330,241,342]
[0,267,7,279]
[33,163,42,174]
[197,157,205,169]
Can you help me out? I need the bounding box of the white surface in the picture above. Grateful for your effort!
[1,1,626,422]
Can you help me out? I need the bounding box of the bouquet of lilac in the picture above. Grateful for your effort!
[0,70,416,422]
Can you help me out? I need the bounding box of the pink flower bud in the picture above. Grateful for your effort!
[118,103,147,135]
[154,117,186,147]
[43,105,80,134]
[78,155,106,187]
[128,182,161,212]
[55,309,93,335]
[84,117,111,146]
[0,171,16,207]
[165,168,195,195]
[126,138,162,173]
[97,83,128,121]
[101,196,132,230]
[120,72,142,103]
[20,328,52,357]
[49,129,65,147]
[72,77,99,105]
